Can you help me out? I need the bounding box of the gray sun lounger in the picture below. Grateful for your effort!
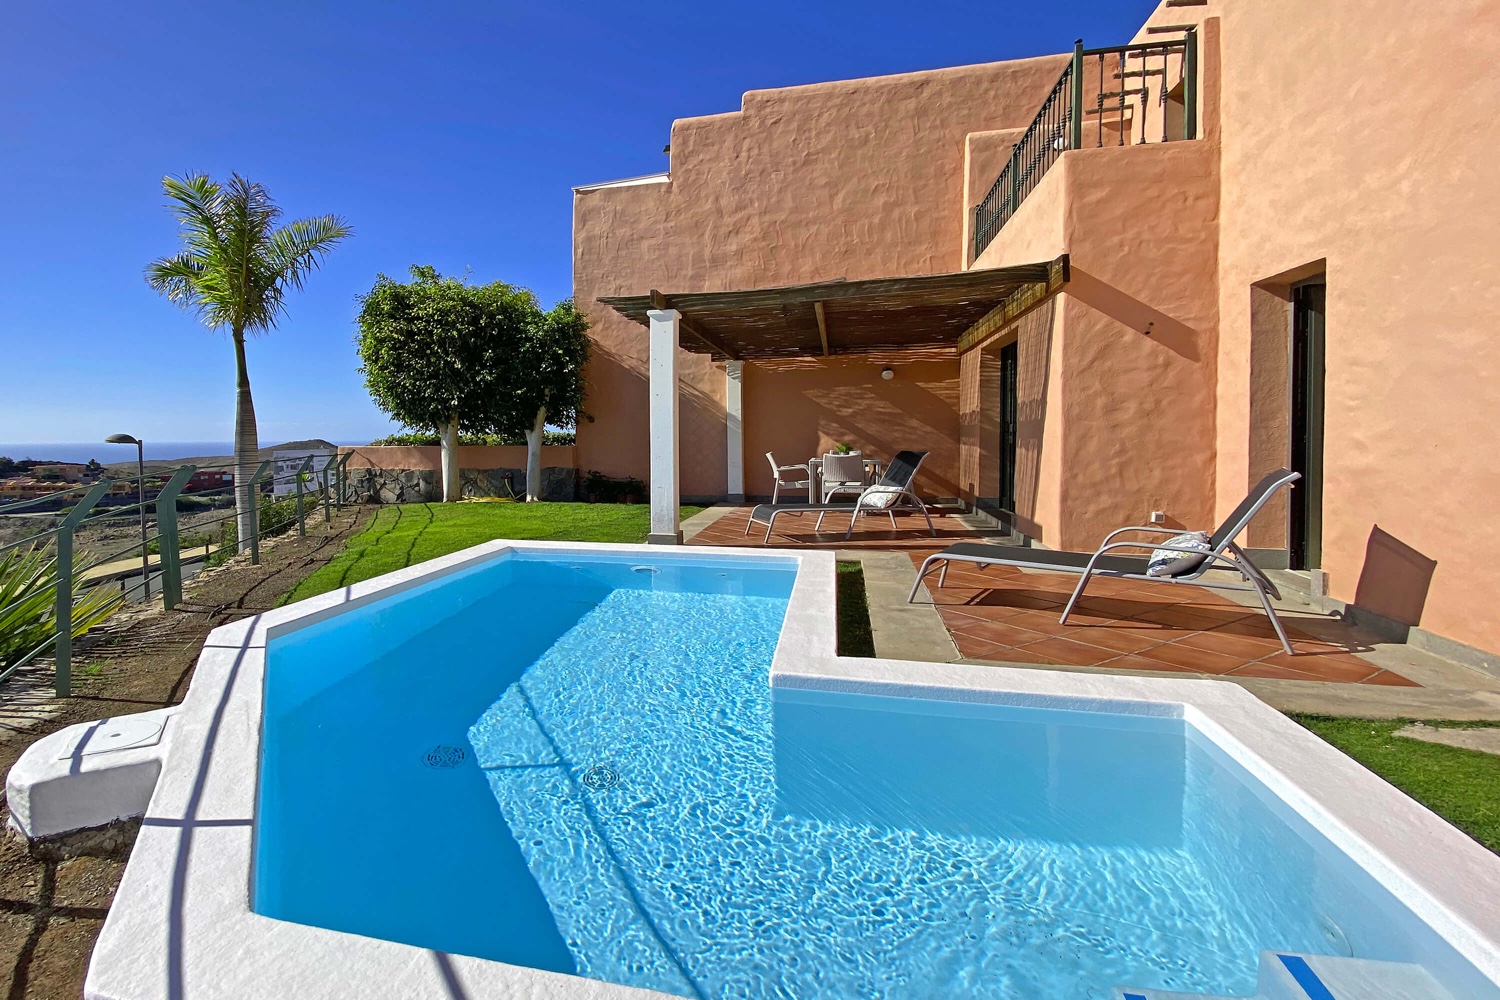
[908,468,1302,654]
[746,449,936,543]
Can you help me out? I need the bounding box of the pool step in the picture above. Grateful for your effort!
[1114,950,1456,1000]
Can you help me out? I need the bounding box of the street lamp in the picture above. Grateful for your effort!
[105,433,149,599]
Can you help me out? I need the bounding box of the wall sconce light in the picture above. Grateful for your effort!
[880,367,895,381]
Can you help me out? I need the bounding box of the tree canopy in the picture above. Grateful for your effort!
[356,265,590,442]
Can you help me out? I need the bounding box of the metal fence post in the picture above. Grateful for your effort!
[1070,39,1085,150]
[1184,27,1198,141]
[247,461,273,566]
[53,479,113,697]
[155,465,196,611]
[335,453,352,510]
[320,460,333,524]
[293,455,313,537]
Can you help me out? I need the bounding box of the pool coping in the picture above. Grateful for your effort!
[84,540,1500,999]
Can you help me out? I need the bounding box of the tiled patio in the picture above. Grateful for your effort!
[690,506,1418,687]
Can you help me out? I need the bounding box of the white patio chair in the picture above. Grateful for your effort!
[765,452,813,504]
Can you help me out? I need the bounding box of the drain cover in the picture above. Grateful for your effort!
[581,764,619,790]
[423,745,467,769]
[631,565,660,575]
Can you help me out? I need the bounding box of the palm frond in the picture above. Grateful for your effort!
[146,172,350,336]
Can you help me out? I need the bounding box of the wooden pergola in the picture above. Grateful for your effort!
[599,255,1069,361]
[597,255,1070,542]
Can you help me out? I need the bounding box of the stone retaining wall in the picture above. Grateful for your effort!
[346,466,577,504]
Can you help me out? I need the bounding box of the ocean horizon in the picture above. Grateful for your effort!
[0,442,366,465]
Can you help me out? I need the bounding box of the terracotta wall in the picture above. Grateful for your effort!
[1212,0,1500,649]
[962,140,1221,548]
[574,56,1071,499]
[743,352,961,499]
[338,445,577,472]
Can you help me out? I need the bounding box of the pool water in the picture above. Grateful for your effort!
[257,552,1469,999]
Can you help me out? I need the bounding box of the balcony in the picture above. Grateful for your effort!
[972,30,1200,261]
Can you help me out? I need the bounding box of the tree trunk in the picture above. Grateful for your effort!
[232,330,259,553]
[524,405,547,502]
[440,416,460,502]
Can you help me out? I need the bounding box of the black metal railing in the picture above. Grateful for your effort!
[972,28,1198,260]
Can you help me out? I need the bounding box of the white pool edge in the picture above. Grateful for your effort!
[83,541,1500,1000]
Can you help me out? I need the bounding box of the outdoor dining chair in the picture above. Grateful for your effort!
[819,452,867,503]
[765,452,814,504]
[747,450,935,542]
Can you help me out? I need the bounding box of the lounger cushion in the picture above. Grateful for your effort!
[859,486,904,510]
[1147,531,1211,578]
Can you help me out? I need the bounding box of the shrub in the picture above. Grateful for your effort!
[0,545,122,672]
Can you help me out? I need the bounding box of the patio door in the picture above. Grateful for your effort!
[998,340,1019,517]
[1289,281,1325,570]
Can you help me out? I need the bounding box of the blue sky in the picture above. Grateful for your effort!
[1,0,1155,446]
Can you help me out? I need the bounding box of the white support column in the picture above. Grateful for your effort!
[725,360,745,503]
[647,308,682,544]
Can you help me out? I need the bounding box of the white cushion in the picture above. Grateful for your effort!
[859,486,904,510]
[1147,531,1212,577]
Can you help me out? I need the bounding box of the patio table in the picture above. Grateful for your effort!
[807,455,882,497]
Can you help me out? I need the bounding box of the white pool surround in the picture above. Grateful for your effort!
[81,540,1500,1000]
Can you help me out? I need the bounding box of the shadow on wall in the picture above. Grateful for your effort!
[1066,267,1200,363]
[1352,525,1437,631]
[579,346,728,494]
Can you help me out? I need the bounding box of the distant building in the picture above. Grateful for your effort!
[185,470,233,493]
[0,477,66,500]
[31,463,87,483]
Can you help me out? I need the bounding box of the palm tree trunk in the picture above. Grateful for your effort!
[232,330,259,553]
[524,404,546,502]
[440,415,460,502]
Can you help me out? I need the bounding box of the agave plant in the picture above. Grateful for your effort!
[0,545,122,671]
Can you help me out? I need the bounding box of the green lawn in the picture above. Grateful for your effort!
[836,561,876,657]
[282,502,702,603]
[1291,715,1500,853]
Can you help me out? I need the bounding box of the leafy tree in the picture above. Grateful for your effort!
[356,267,538,501]
[356,269,589,502]
[146,173,351,551]
[513,299,590,501]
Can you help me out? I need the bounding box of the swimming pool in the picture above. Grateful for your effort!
[249,548,1496,1000]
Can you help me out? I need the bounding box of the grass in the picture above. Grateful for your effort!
[1291,714,1500,853]
[836,560,876,657]
[282,502,703,603]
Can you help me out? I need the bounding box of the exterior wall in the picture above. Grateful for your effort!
[743,352,960,499]
[339,445,576,472]
[1212,0,1500,650]
[574,56,1071,499]
[963,138,1221,549]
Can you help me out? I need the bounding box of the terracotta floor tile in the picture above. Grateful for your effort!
[1225,660,1382,684]
[947,617,1052,648]
[1093,654,1207,675]
[1011,636,1120,667]
[1135,642,1246,675]
[1256,649,1382,672]
[959,637,1060,664]
[1361,669,1421,687]
[1174,630,1286,660]
[1136,604,1257,632]
[1049,625,1166,654]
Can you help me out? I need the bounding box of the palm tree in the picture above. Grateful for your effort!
[147,173,351,554]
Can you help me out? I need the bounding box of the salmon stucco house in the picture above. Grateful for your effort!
[572,0,1500,666]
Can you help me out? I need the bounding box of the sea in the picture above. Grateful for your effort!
[0,442,362,465]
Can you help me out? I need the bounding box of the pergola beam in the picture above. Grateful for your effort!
[649,289,742,360]
[957,256,1071,354]
[813,301,830,356]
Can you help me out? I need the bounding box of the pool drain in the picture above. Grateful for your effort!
[581,764,620,790]
[631,565,660,575]
[423,745,467,769]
